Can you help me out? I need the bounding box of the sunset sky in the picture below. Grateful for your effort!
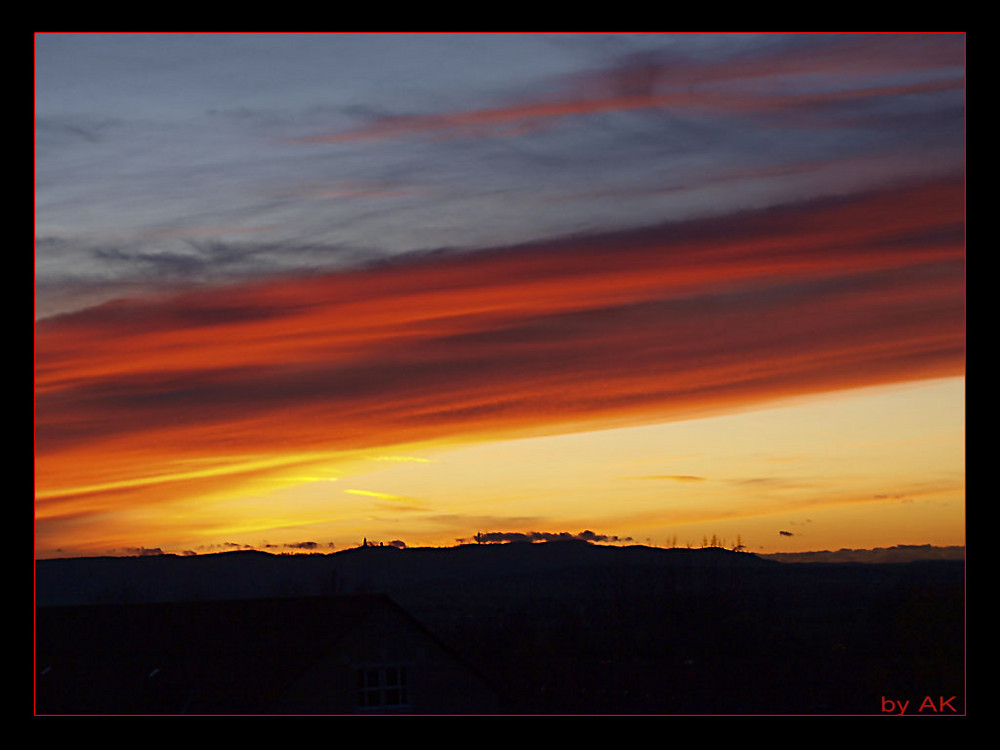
[34,32,965,558]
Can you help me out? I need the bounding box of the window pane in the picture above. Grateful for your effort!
[355,665,409,709]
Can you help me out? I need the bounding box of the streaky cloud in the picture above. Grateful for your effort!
[288,34,964,145]
[34,175,965,522]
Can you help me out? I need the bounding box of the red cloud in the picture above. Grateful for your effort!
[35,176,965,512]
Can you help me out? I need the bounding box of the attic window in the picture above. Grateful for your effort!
[356,665,409,709]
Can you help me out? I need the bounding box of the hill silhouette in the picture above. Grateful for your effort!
[34,542,965,714]
[35,541,774,605]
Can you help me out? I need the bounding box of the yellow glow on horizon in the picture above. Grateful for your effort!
[34,376,964,558]
[279,376,963,554]
[34,451,348,502]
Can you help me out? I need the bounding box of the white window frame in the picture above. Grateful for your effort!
[356,663,411,710]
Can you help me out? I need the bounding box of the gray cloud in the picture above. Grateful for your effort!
[35,33,965,319]
[469,530,633,544]
[118,547,164,556]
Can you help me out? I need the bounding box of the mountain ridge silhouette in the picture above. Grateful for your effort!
[34,540,965,714]
[35,540,962,608]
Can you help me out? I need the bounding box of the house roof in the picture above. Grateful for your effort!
[35,594,436,715]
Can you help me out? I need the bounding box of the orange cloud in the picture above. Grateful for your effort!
[35,176,965,526]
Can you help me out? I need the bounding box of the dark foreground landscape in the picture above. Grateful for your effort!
[34,542,966,715]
